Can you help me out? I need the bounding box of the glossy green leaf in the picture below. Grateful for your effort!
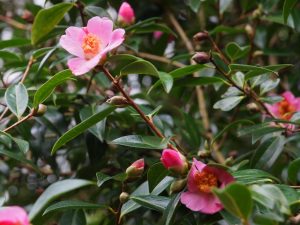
[170,64,212,79]
[96,172,126,187]
[288,158,300,184]
[29,179,94,220]
[229,64,276,74]
[59,210,86,225]
[84,6,111,18]
[251,136,285,169]
[0,39,30,49]
[226,42,250,61]
[213,96,245,111]
[220,0,233,14]
[148,163,169,192]
[33,69,74,108]
[186,0,202,13]
[43,200,106,215]
[31,3,74,44]
[177,77,226,86]
[51,104,115,154]
[232,169,280,185]
[214,183,253,222]
[260,78,280,95]
[111,135,169,149]
[5,83,28,118]
[120,60,159,76]
[162,193,181,225]
[159,72,173,93]
[283,0,298,23]
[0,50,21,62]
[130,195,170,212]
[0,131,29,154]
[107,54,140,75]
[245,64,292,80]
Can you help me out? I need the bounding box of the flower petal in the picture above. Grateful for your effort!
[199,193,223,214]
[87,17,113,47]
[101,28,125,55]
[59,27,85,58]
[282,91,296,103]
[203,166,235,187]
[0,206,30,225]
[67,54,102,76]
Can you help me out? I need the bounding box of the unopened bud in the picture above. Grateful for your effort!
[119,192,130,203]
[198,150,210,158]
[192,52,210,64]
[125,158,144,179]
[225,156,234,166]
[106,96,129,108]
[253,50,263,58]
[246,102,259,112]
[32,104,47,117]
[170,178,187,194]
[22,10,34,23]
[193,32,209,42]
[160,149,188,175]
[252,8,262,19]
[245,24,254,38]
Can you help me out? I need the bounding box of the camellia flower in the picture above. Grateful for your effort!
[118,2,135,26]
[266,91,300,121]
[160,149,188,174]
[181,159,234,214]
[59,16,125,76]
[125,158,144,178]
[0,206,30,225]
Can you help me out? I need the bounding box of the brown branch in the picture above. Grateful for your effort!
[3,110,35,133]
[0,15,28,30]
[206,31,230,64]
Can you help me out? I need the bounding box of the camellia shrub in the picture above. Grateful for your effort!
[1,0,300,224]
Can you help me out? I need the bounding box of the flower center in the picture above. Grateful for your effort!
[278,99,296,120]
[194,171,218,193]
[82,33,100,59]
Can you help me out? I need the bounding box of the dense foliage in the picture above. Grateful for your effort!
[1,0,300,224]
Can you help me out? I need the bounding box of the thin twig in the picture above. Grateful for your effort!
[3,110,35,132]
[75,1,87,26]
[0,15,28,30]
[206,31,230,65]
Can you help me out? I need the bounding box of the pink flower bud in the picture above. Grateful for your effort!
[0,206,30,225]
[160,149,188,174]
[126,158,144,178]
[118,2,135,26]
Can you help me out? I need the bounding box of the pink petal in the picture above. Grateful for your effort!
[67,54,102,76]
[118,2,135,25]
[101,28,125,54]
[282,91,295,103]
[186,159,206,192]
[59,27,85,58]
[87,17,113,47]
[203,166,234,187]
[181,192,223,214]
[193,158,206,171]
[0,206,30,225]
[265,103,280,117]
[296,98,300,111]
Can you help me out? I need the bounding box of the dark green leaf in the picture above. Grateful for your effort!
[31,3,74,44]
[158,72,173,93]
[288,158,300,184]
[232,169,280,185]
[225,42,250,61]
[162,193,181,225]
[51,104,115,154]
[120,60,159,76]
[130,195,170,212]
[5,83,28,118]
[283,0,298,23]
[59,210,86,225]
[213,96,245,111]
[177,77,226,86]
[96,172,126,187]
[0,39,30,49]
[148,163,169,192]
[111,135,169,149]
[29,179,94,220]
[0,50,21,62]
[33,69,74,108]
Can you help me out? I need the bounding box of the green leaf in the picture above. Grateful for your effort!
[260,78,280,95]
[43,200,106,215]
[59,210,86,225]
[251,136,285,169]
[0,131,29,154]
[283,0,298,24]
[33,69,74,108]
[84,6,111,18]
[158,72,173,93]
[213,183,253,222]
[0,39,31,49]
[130,195,170,212]
[162,193,181,225]
[107,54,140,75]
[51,104,115,154]
[232,169,280,185]
[148,163,169,192]
[213,96,245,111]
[0,50,21,62]
[220,0,233,14]
[29,179,94,221]
[288,158,300,184]
[245,64,292,80]
[225,42,250,61]
[120,60,159,76]
[5,83,28,118]
[96,172,126,187]
[111,135,169,149]
[177,77,227,86]
[170,64,212,79]
[186,0,202,13]
[31,3,74,45]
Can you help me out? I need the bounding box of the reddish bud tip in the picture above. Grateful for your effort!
[192,52,210,64]
[193,32,208,42]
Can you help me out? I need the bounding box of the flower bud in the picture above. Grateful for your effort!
[198,150,210,158]
[106,96,129,108]
[245,24,254,38]
[118,2,135,26]
[192,52,210,64]
[119,192,130,203]
[193,32,208,42]
[22,10,34,23]
[170,178,187,194]
[125,158,144,178]
[32,104,47,117]
[246,102,259,112]
[160,149,188,175]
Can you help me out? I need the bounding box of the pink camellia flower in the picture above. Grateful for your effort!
[125,158,144,178]
[59,16,125,76]
[266,91,300,121]
[160,149,188,174]
[118,2,135,26]
[0,206,30,225]
[181,159,234,214]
